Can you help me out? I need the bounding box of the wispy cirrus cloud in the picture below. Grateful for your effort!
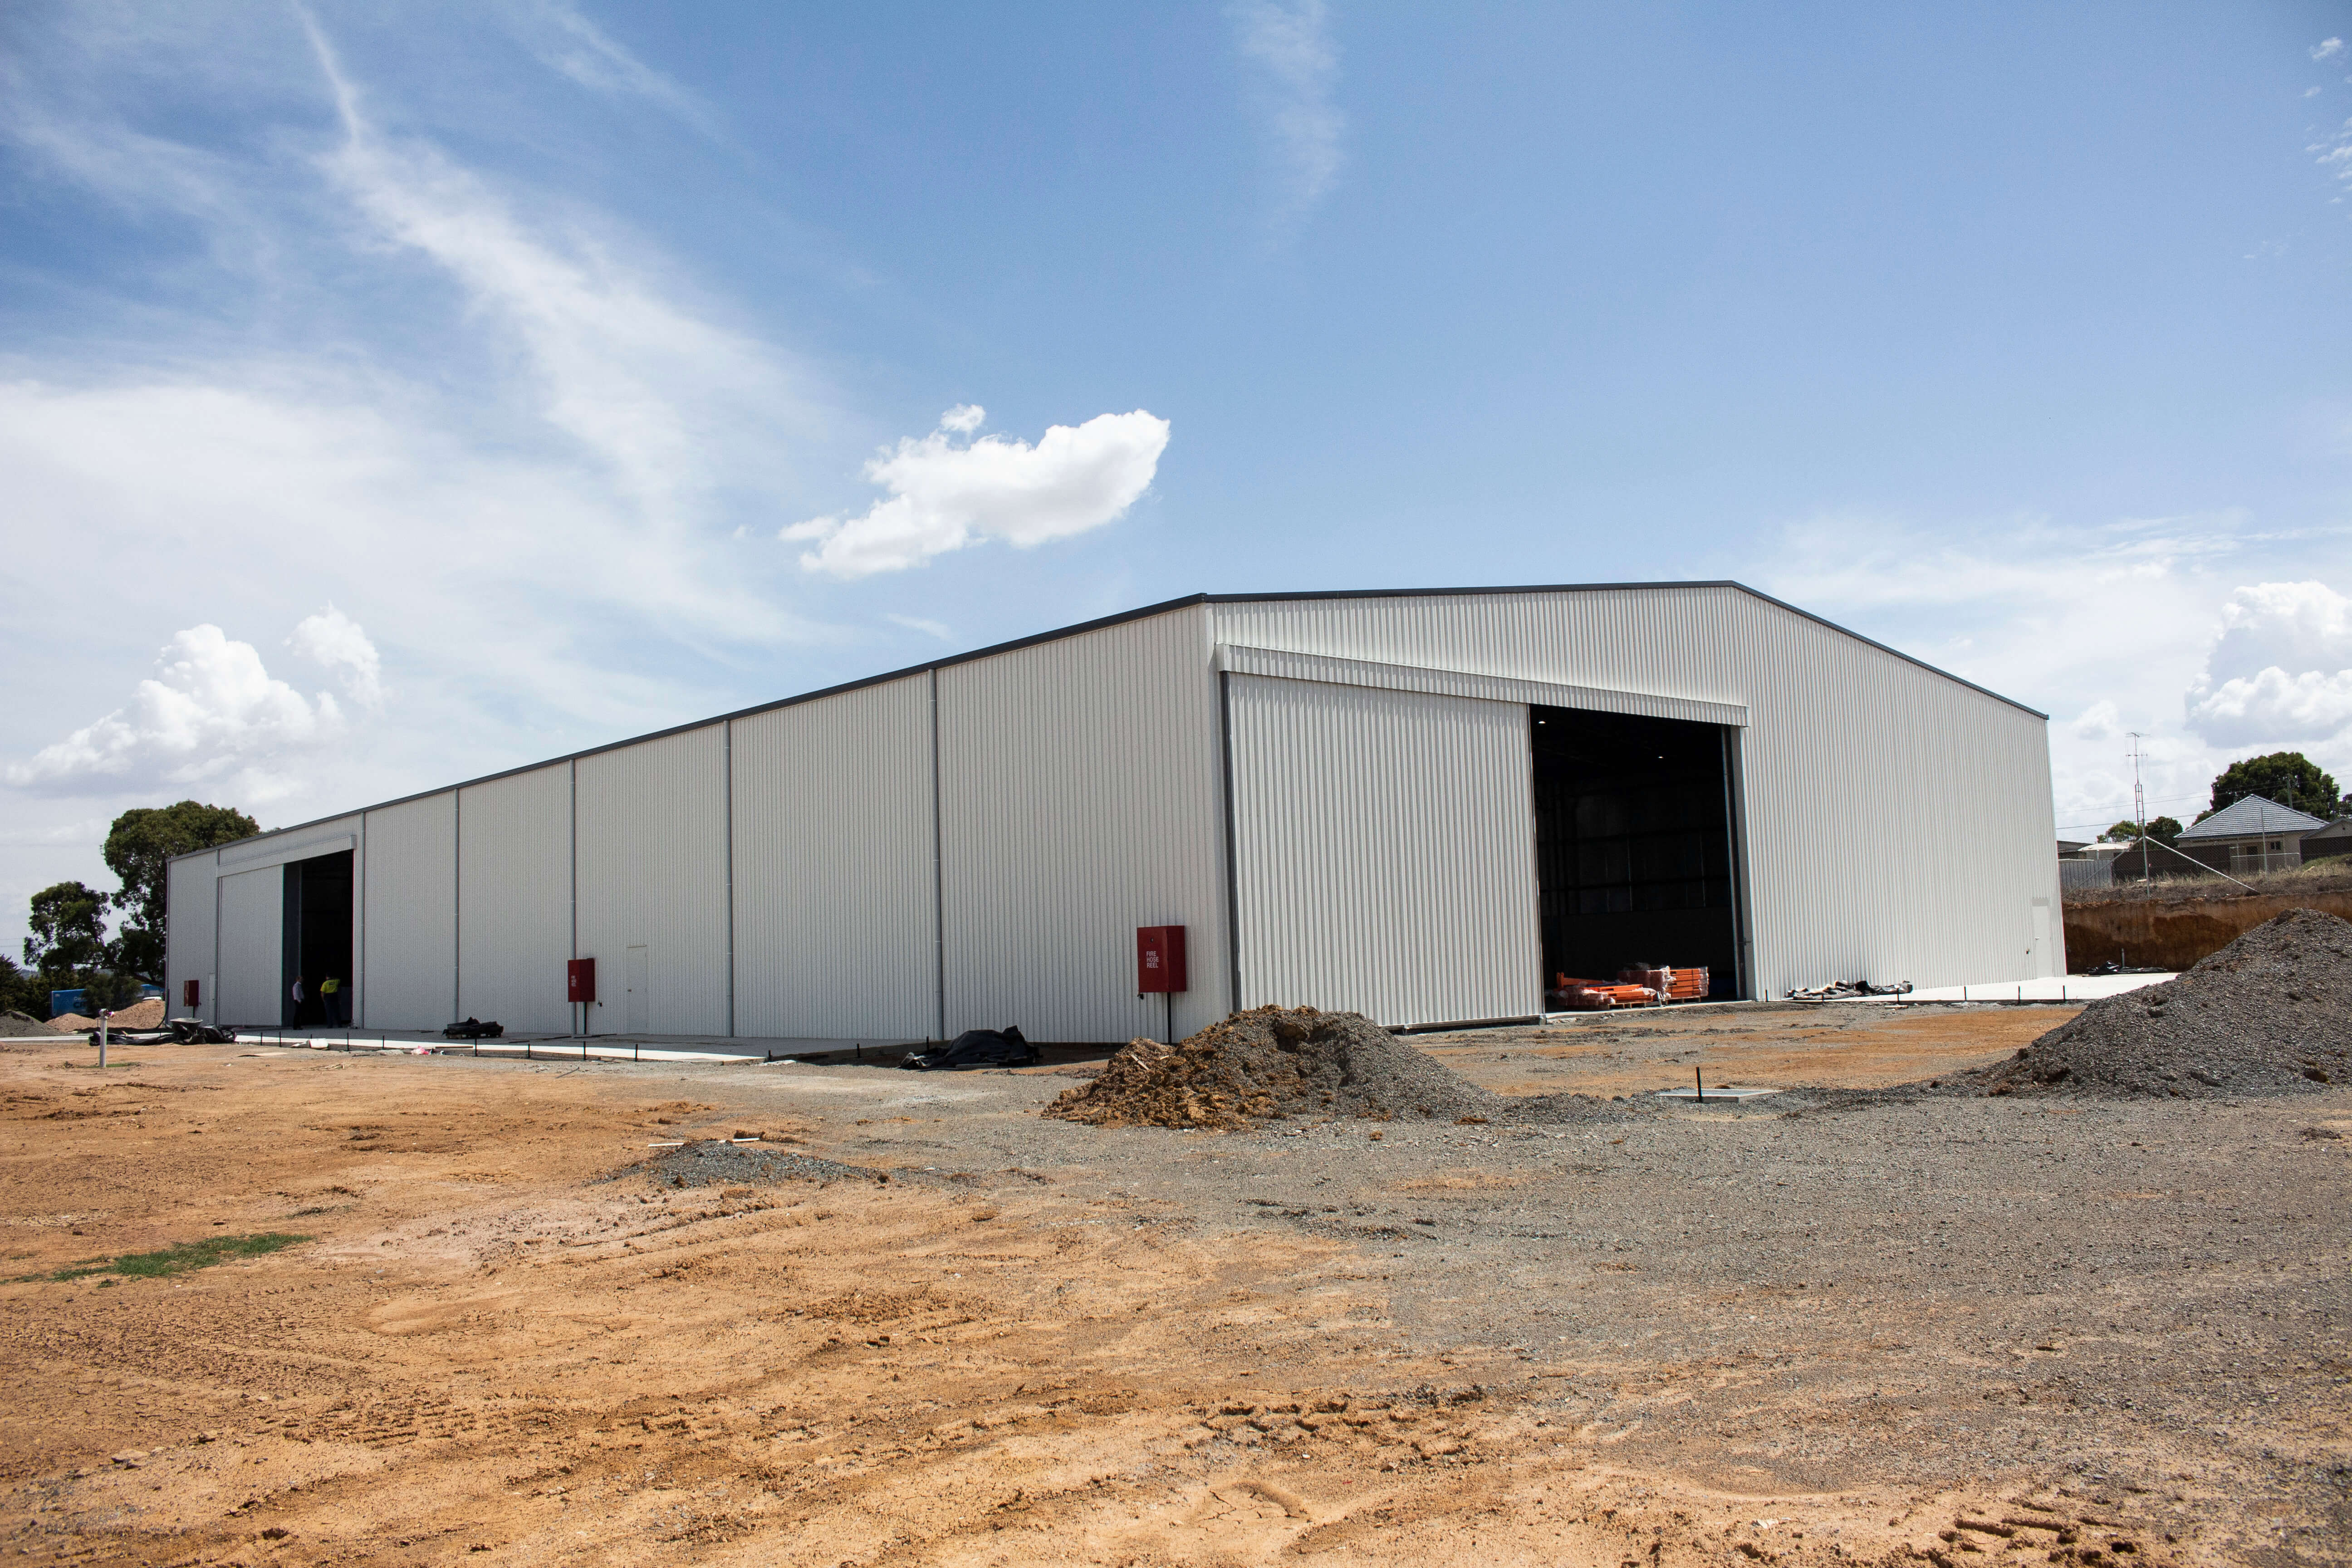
[502,0,721,138]
[0,5,837,819]
[1229,0,1344,230]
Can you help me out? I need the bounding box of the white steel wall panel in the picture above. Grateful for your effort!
[166,851,218,1024]
[575,727,728,1037]
[362,793,456,1030]
[458,765,573,1034]
[1228,675,1541,1027]
[1214,589,2058,995]
[938,607,1227,1043]
[216,866,282,1027]
[732,677,936,1040]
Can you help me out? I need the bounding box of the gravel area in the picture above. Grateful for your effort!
[1976,907,2352,1099]
[680,1027,2352,1553]
[627,1142,906,1189]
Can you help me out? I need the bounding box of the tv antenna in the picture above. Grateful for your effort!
[2127,733,2147,884]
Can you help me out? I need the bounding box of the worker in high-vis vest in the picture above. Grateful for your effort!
[321,974,344,1027]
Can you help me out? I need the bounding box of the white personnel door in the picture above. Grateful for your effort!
[624,945,650,1032]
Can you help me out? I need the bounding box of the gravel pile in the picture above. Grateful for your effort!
[630,1141,909,1189]
[1977,907,2352,1099]
[0,1011,64,1038]
[1045,1004,1625,1129]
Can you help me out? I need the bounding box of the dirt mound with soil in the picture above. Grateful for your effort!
[1046,1005,1620,1130]
[1978,907,2352,1099]
[0,1010,67,1037]
[48,998,166,1032]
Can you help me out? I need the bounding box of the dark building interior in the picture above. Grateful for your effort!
[1530,706,1742,1000]
[281,850,354,1026]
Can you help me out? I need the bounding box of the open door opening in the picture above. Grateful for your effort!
[1532,706,1743,1001]
[281,850,354,1027]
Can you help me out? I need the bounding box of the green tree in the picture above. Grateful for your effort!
[101,801,258,980]
[2203,753,2341,821]
[24,881,111,983]
[0,955,47,1019]
[2106,816,2182,845]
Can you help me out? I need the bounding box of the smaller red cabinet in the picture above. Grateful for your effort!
[1136,926,1187,994]
[567,958,597,1005]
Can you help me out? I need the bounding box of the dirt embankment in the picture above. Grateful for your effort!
[2064,889,2352,972]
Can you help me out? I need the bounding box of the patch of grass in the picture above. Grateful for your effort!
[20,1232,310,1283]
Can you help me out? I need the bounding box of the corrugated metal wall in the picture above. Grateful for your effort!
[1214,588,2059,995]
[457,764,573,1034]
[732,676,937,1040]
[939,606,1228,1043]
[361,793,456,1030]
[166,850,217,1023]
[1226,673,1541,1026]
[575,726,728,1037]
[215,866,282,1026]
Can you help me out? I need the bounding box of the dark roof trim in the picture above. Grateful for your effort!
[172,581,2043,863]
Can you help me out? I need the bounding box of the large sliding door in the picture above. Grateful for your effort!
[216,866,283,1027]
[1226,674,1539,1029]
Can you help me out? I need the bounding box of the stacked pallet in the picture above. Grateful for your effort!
[1554,979,1661,1009]
[1619,966,1710,1002]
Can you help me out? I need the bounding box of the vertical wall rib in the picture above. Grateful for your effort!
[730,676,936,1040]
[937,606,1227,1044]
[456,765,573,1034]
[362,793,458,1030]
[574,726,729,1037]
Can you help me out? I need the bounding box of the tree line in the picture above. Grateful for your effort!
[1,802,256,1020]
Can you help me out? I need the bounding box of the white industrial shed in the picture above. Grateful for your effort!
[165,583,2063,1042]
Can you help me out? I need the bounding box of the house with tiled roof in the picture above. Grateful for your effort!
[2176,795,2329,875]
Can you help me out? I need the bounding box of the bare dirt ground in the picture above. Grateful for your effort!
[3,1002,2347,1568]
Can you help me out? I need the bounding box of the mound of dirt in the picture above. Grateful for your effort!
[1047,1005,1568,1129]
[48,999,166,1033]
[0,1011,66,1038]
[1979,907,2352,1098]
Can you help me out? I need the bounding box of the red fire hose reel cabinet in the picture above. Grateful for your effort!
[567,958,597,1005]
[1135,926,1187,995]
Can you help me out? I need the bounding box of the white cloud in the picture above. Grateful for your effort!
[304,18,808,529]
[1230,0,1344,228]
[2071,700,2122,741]
[885,613,954,641]
[2311,116,2352,187]
[2315,38,2345,62]
[289,605,383,708]
[784,406,1172,578]
[512,0,718,135]
[5,625,345,801]
[2185,581,2352,745]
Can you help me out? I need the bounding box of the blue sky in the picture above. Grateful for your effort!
[4,2,2350,957]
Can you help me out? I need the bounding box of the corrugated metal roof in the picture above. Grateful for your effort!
[2176,795,2329,839]
[169,580,2047,865]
